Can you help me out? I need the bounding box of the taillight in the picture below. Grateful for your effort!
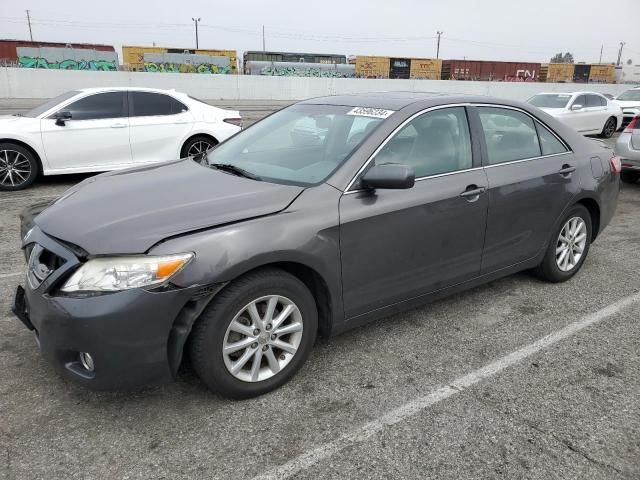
[610,155,622,175]
[623,114,639,132]
[223,118,243,128]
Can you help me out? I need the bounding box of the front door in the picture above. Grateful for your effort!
[40,91,131,171]
[474,105,581,273]
[339,106,488,319]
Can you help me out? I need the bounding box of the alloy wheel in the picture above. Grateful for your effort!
[0,150,31,188]
[187,140,213,157]
[222,295,304,382]
[603,118,616,138]
[555,217,587,272]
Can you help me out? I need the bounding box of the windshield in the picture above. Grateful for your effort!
[205,104,388,186]
[23,91,81,118]
[528,94,571,108]
[616,90,640,102]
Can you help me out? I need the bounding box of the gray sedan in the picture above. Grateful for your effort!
[615,114,640,184]
[12,93,620,398]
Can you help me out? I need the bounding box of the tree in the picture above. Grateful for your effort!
[550,52,575,63]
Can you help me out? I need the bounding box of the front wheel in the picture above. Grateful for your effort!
[188,269,317,399]
[0,143,39,191]
[600,117,617,139]
[534,205,592,283]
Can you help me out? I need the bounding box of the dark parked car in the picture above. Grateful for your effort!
[12,93,620,398]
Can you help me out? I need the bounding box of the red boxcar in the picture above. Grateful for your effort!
[442,60,540,81]
[0,39,116,61]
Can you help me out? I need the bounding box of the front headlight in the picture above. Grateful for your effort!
[60,253,194,293]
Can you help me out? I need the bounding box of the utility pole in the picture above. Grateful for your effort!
[262,25,266,53]
[436,31,443,59]
[617,42,626,66]
[599,45,603,63]
[26,10,33,41]
[192,17,201,49]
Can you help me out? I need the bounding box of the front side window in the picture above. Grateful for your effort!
[205,104,385,186]
[53,92,127,121]
[478,107,541,165]
[129,92,187,117]
[373,107,472,178]
[571,95,587,109]
[586,95,604,108]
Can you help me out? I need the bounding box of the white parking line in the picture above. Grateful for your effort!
[0,272,23,279]
[253,290,640,480]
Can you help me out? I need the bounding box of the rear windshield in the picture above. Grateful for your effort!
[23,91,81,118]
[616,90,640,101]
[528,94,571,108]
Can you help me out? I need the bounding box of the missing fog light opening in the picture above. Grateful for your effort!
[79,352,95,372]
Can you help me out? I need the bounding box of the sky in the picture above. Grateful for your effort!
[2,0,639,65]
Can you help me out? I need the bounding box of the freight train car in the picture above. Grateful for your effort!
[355,56,441,79]
[243,51,346,71]
[539,63,575,83]
[441,60,539,81]
[245,61,355,77]
[588,64,616,83]
[0,39,118,70]
[122,45,238,74]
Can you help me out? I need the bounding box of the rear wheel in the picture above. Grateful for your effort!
[188,268,317,399]
[0,143,39,191]
[600,117,617,138]
[620,171,639,184]
[181,136,218,162]
[534,205,592,283]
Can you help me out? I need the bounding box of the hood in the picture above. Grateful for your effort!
[35,159,304,254]
[614,100,640,109]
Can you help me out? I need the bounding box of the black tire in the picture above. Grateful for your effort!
[600,117,617,139]
[0,142,39,191]
[534,204,592,283]
[181,135,218,160]
[188,268,318,399]
[620,171,639,184]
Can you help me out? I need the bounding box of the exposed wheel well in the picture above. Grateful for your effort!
[577,198,600,242]
[0,138,43,175]
[181,134,219,158]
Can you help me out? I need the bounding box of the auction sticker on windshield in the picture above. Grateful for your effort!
[347,107,395,119]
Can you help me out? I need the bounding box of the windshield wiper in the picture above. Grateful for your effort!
[209,163,262,181]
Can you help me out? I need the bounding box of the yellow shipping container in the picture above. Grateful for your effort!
[122,45,238,73]
[355,56,390,78]
[409,58,442,80]
[541,63,575,83]
[588,64,615,83]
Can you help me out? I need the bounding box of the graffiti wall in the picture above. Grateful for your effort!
[17,47,117,71]
[142,52,231,74]
[245,61,356,78]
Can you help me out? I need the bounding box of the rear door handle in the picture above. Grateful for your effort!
[459,185,486,200]
[110,123,127,128]
[558,165,576,176]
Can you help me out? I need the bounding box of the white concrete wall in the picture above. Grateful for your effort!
[0,67,631,102]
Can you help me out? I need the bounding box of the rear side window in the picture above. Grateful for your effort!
[56,92,127,120]
[536,122,568,155]
[129,92,188,117]
[477,107,541,165]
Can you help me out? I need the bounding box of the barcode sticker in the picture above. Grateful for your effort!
[346,107,395,119]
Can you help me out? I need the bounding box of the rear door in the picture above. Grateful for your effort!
[40,91,132,171]
[339,106,488,318]
[474,105,580,273]
[128,91,194,164]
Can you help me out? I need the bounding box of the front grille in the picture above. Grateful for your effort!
[27,243,66,289]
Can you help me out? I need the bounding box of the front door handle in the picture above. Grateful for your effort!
[110,123,127,128]
[558,164,576,176]
[459,185,486,201]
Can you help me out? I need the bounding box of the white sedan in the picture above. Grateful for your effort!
[527,91,623,138]
[0,87,242,190]
[613,87,640,129]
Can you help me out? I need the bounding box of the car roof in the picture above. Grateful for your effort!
[299,91,545,111]
[534,91,604,96]
[77,87,183,95]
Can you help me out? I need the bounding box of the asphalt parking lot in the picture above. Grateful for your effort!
[1,107,639,479]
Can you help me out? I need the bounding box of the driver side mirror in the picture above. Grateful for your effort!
[570,104,583,111]
[54,110,72,126]
[361,164,415,190]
